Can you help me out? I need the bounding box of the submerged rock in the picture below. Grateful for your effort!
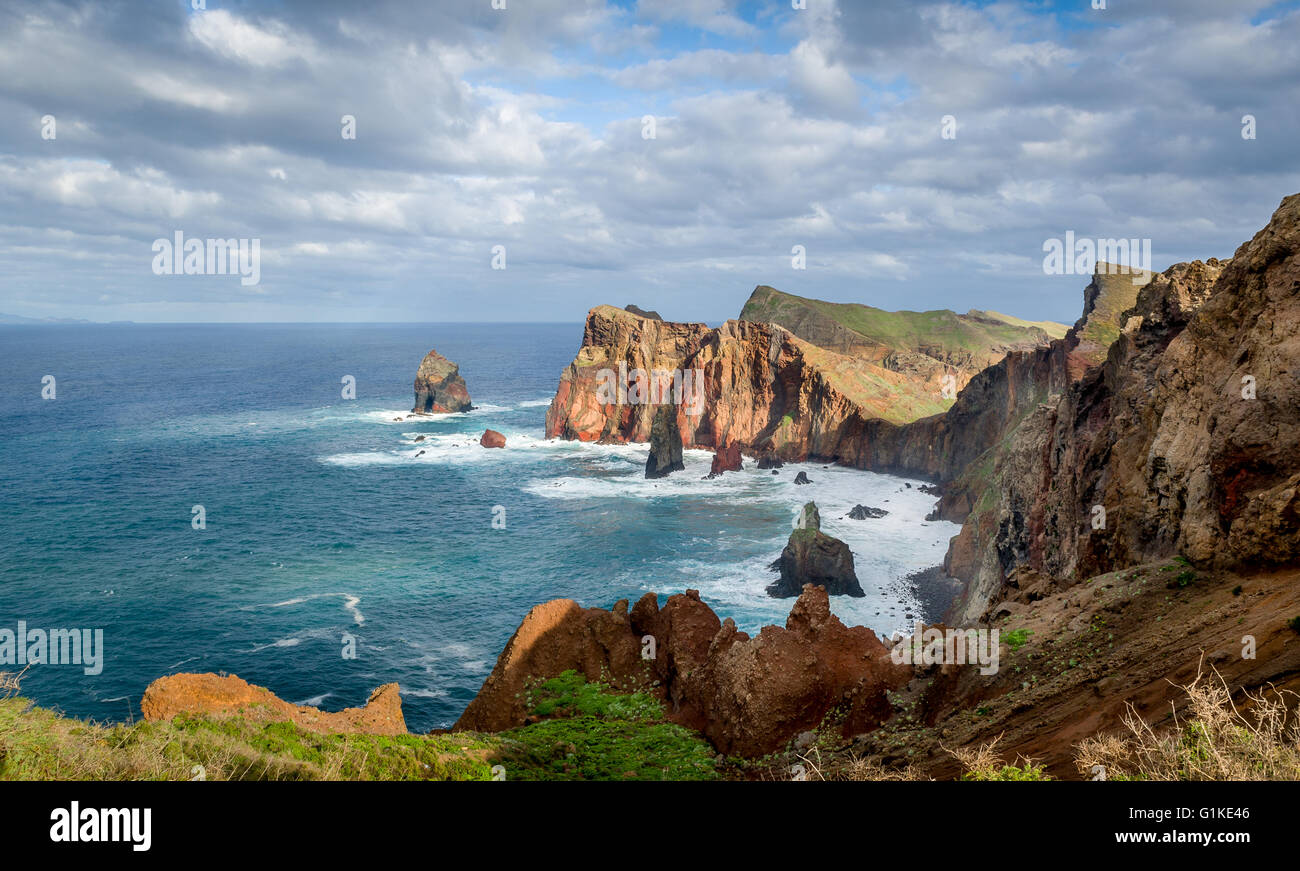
[847,504,889,519]
[645,405,685,479]
[412,348,472,414]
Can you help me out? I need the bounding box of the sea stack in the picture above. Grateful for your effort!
[645,405,685,479]
[707,441,743,478]
[412,349,472,414]
[767,502,864,598]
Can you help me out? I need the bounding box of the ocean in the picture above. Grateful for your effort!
[0,323,959,731]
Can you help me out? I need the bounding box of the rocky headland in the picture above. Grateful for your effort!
[85,193,1300,781]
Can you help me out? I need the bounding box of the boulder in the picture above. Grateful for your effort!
[480,429,506,448]
[707,441,743,477]
[645,405,685,478]
[794,471,811,485]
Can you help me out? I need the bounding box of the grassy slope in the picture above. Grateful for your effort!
[740,286,1065,357]
[971,310,1070,340]
[0,671,720,782]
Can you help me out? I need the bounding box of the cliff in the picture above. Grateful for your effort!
[946,193,1300,625]
[544,293,1063,465]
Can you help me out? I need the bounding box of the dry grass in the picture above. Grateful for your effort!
[945,735,1052,781]
[789,746,928,781]
[1074,664,1300,781]
[0,693,494,781]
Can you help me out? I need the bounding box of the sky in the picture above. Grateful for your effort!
[1,0,1298,324]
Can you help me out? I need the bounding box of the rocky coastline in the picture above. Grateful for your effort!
[84,192,1300,781]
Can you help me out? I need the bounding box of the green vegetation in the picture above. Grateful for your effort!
[0,670,719,782]
[0,696,495,781]
[492,671,720,781]
[972,310,1069,340]
[1004,628,1034,651]
[740,286,1064,357]
[523,669,661,721]
[961,762,1052,782]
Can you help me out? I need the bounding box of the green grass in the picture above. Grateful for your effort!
[491,671,721,781]
[0,671,722,782]
[740,286,1060,358]
[961,763,1052,782]
[1004,628,1034,651]
[523,669,662,722]
[0,697,495,781]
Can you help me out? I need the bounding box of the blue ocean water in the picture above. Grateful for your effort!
[0,323,959,731]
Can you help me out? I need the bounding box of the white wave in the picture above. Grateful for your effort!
[322,430,644,468]
[295,693,332,707]
[243,637,303,654]
[517,398,553,407]
[363,404,511,425]
[401,687,449,699]
[262,592,365,625]
[531,458,958,638]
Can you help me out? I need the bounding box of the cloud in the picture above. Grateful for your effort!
[0,0,1296,323]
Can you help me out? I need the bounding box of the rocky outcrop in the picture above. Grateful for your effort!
[707,441,742,477]
[545,293,1063,465]
[480,429,506,448]
[847,505,889,519]
[412,349,472,414]
[457,586,910,756]
[140,673,406,735]
[645,405,684,478]
[949,193,1300,625]
[766,502,864,598]
[454,598,649,733]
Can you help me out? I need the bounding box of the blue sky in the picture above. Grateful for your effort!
[1,0,1297,323]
